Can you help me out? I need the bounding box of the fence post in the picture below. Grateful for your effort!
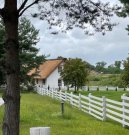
[48,88,50,96]
[51,89,54,98]
[46,88,48,95]
[124,87,126,91]
[88,93,91,114]
[54,90,56,99]
[70,92,73,106]
[79,93,81,110]
[30,127,50,135]
[49,89,51,97]
[44,88,46,95]
[106,86,108,91]
[48,89,50,96]
[121,93,126,127]
[39,87,41,94]
[40,87,42,95]
[56,90,58,99]
[97,86,99,91]
[102,96,106,121]
[88,86,90,91]
[65,91,67,101]
[43,88,44,95]
[42,87,44,95]
[60,90,62,101]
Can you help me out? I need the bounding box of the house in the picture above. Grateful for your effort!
[28,59,66,89]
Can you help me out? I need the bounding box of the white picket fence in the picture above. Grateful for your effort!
[82,86,129,91]
[81,86,129,91]
[36,87,129,128]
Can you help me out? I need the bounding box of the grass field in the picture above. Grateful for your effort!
[75,91,129,101]
[87,74,121,86]
[0,92,129,135]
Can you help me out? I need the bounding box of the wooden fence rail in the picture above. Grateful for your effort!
[37,87,129,128]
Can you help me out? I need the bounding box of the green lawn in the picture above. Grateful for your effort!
[0,93,129,135]
[76,91,129,101]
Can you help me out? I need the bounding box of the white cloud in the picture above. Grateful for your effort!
[32,12,129,66]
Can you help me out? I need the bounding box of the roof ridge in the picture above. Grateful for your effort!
[46,58,67,61]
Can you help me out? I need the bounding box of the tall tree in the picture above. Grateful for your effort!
[61,58,89,92]
[0,1,117,135]
[0,17,45,87]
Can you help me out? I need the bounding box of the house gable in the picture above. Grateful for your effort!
[28,58,66,88]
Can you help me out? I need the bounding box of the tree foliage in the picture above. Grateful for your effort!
[118,0,129,34]
[94,61,122,74]
[95,61,107,72]
[33,0,118,35]
[0,17,45,87]
[121,57,129,87]
[115,61,121,69]
[61,58,89,92]
[118,0,129,17]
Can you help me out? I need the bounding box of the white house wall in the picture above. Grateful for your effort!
[46,67,62,88]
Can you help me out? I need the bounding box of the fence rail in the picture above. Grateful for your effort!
[81,86,128,91]
[37,87,129,128]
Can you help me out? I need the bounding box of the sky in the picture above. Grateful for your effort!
[28,0,129,66]
[1,0,129,66]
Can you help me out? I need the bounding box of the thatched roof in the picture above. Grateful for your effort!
[28,59,65,79]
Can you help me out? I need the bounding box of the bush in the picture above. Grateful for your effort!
[92,77,100,81]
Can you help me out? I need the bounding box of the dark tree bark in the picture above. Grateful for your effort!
[2,1,20,135]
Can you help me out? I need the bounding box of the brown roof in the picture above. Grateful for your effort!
[28,59,65,79]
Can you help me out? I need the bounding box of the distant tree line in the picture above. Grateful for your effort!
[88,61,123,74]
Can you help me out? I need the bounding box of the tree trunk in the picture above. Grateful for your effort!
[2,1,20,135]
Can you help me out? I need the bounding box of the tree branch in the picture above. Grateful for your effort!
[18,0,29,12]
[88,0,106,12]
[19,0,39,17]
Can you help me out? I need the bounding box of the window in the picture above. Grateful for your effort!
[42,79,46,85]
[58,66,62,73]
[58,79,62,86]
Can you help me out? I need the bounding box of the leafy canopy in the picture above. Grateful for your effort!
[118,0,129,34]
[121,57,129,87]
[61,58,89,91]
